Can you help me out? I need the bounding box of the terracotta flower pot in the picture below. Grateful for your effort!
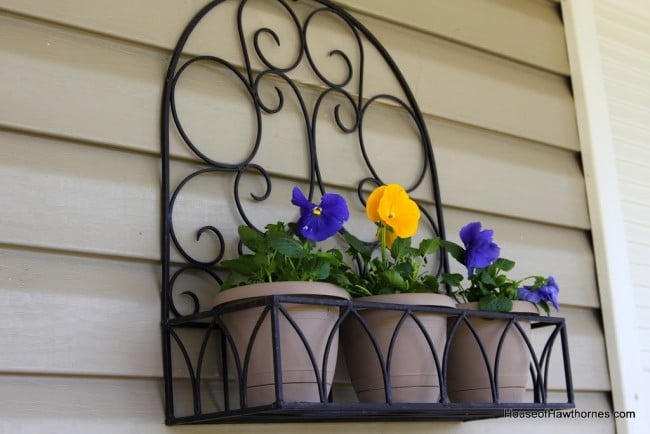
[446,301,539,403]
[341,293,455,403]
[213,281,350,407]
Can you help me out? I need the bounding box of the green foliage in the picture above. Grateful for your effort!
[341,231,442,297]
[220,222,349,290]
[440,240,554,314]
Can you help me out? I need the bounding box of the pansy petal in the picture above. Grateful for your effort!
[467,241,500,269]
[297,214,321,241]
[366,185,386,223]
[375,184,420,237]
[541,276,560,311]
[320,213,346,236]
[297,213,341,242]
[291,186,313,215]
[459,222,500,274]
[376,184,405,222]
[460,222,481,246]
[518,287,542,303]
[321,193,350,223]
[388,194,420,237]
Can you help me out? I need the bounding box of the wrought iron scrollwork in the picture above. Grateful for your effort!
[162,0,447,318]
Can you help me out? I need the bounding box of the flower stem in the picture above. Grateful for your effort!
[380,225,387,267]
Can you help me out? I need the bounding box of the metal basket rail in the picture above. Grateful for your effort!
[163,295,574,424]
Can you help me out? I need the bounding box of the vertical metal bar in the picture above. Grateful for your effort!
[160,48,174,425]
[271,299,284,403]
[560,322,575,404]
[220,328,230,412]
[277,304,324,401]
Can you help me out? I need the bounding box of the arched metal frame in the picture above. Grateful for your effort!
[160,0,574,424]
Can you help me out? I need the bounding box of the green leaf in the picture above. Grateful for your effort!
[440,240,465,265]
[378,286,395,295]
[351,284,374,297]
[303,258,331,281]
[328,269,352,288]
[495,257,516,272]
[323,248,343,263]
[238,225,265,253]
[221,255,262,275]
[418,238,440,256]
[394,261,414,278]
[442,273,464,287]
[538,302,551,316]
[479,295,513,312]
[342,231,372,260]
[266,231,306,257]
[390,237,412,260]
[219,276,238,291]
[480,270,495,285]
[420,275,440,293]
[381,269,407,291]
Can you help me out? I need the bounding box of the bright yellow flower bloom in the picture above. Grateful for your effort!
[366,185,387,223]
[366,184,420,239]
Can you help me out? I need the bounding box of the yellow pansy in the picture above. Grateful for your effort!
[366,185,387,223]
[366,183,420,238]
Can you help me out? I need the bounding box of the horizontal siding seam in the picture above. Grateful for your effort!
[605,75,650,94]
[602,58,650,82]
[0,372,607,394]
[0,240,158,265]
[0,7,173,59]
[614,138,650,153]
[0,371,163,382]
[598,41,650,65]
[621,199,650,209]
[598,35,650,53]
[596,3,650,32]
[618,178,650,192]
[0,102,581,167]
[608,98,650,115]
[624,239,650,250]
[0,123,162,160]
[447,208,590,231]
[610,118,650,136]
[617,156,650,170]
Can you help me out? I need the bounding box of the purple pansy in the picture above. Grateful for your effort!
[518,276,560,311]
[459,222,500,275]
[291,186,349,242]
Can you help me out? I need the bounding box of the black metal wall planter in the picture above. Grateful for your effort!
[160,0,575,424]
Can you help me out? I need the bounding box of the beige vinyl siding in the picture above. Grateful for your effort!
[0,0,609,432]
[595,0,650,384]
[0,377,613,433]
[335,0,570,75]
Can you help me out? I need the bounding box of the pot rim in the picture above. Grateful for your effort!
[354,292,456,308]
[213,281,350,307]
[455,300,540,315]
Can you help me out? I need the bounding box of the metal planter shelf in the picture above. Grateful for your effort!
[163,295,574,424]
[160,0,576,424]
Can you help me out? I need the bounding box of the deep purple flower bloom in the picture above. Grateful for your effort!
[459,222,500,275]
[291,186,349,242]
[518,276,560,311]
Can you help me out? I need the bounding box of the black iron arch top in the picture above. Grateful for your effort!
[161,0,447,318]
